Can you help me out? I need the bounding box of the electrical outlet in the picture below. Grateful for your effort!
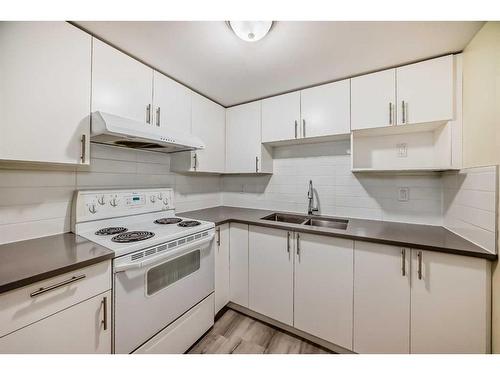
[398,187,410,202]
[397,143,408,158]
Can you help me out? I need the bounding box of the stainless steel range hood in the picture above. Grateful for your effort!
[90,111,205,153]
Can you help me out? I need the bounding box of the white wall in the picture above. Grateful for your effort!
[222,141,444,225]
[0,143,222,245]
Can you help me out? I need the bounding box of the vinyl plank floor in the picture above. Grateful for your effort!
[188,309,332,354]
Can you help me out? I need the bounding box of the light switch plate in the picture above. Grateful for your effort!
[398,187,410,202]
[397,143,408,157]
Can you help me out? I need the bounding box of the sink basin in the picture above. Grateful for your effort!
[261,213,308,224]
[303,217,349,230]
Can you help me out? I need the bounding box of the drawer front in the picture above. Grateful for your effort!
[0,260,111,338]
[0,291,111,354]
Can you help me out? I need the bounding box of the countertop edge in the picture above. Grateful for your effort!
[0,252,114,295]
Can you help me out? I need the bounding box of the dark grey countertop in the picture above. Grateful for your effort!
[0,233,114,294]
[181,206,497,260]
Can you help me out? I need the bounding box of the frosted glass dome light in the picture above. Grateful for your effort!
[228,21,273,42]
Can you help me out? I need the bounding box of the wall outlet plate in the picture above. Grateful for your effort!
[398,187,410,202]
[397,143,408,158]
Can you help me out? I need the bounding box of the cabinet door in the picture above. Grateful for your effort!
[411,250,491,353]
[396,55,454,125]
[215,224,230,313]
[0,291,111,354]
[300,79,350,137]
[353,242,410,353]
[92,38,153,124]
[261,91,301,142]
[192,94,225,173]
[225,101,262,173]
[0,21,91,165]
[249,226,293,325]
[294,233,354,349]
[153,71,192,134]
[229,223,249,307]
[351,69,396,130]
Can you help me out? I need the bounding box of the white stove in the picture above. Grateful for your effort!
[72,188,215,354]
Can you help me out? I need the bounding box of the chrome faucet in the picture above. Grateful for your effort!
[307,180,319,215]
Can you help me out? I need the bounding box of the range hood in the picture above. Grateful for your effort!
[90,111,205,153]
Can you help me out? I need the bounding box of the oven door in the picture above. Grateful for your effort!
[113,234,214,354]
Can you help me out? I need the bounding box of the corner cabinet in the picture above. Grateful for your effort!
[225,102,272,174]
[171,93,226,174]
[0,21,91,165]
[214,224,230,313]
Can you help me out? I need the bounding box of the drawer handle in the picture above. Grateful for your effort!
[101,296,108,331]
[30,274,86,297]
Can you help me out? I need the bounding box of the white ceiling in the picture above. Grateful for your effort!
[75,21,483,107]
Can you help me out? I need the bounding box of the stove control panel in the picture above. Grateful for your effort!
[74,188,174,223]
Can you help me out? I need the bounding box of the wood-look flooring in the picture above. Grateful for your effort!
[188,309,332,354]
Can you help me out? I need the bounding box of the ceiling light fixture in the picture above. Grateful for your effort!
[228,21,274,42]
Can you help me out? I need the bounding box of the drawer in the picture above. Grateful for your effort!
[134,293,214,354]
[0,291,111,354]
[0,260,111,338]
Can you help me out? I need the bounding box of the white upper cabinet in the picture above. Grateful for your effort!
[226,101,272,174]
[261,91,301,142]
[410,250,490,354]
[351,69,396,130]
[294,233,354,350]
[152,71,192,134]
[92,38,153,125]
[353,242,410,354]
[0,22,91,165]
[300,79,351,138]
[396,55,454,125]
[249,226,294,325]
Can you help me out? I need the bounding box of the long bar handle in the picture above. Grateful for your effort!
[294,120,298,139]
[216,227,221,246]
[30,274,86,297]
[401,101,406,124]
[401,248,406,276]
[193,152,198,171]
[417,251,423,280]
[389,102,393,125]
[287,232,290,255]
[146,104,152,124]
[255,156,259,173]
[296,233,300,261]
[80,134,86,163]
[101,296,108,331]
[302,119,306,138]
[156,107,161,127]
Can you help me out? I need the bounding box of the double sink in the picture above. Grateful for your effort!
[261,213,349,230]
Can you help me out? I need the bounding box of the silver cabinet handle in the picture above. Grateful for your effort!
[101,296,108,331]
[287,231,290,255]
[294,120,298,139]
[30,274,86,297]
[193,152,197,171]
[255,156,259,173]
[296,233,300,261]
[156,107,161,127]
[401,248,406,276]
[216,227,221,247]
[389,102,393,125]
[401,101,406,124]
[302,119,306,138]
[417,251,423,280]
[146,104,152,124]
[80,134,86,163]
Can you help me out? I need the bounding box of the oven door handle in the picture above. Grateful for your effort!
[114,234,214,273]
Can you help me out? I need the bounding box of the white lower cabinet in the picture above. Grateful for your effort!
[294,233,354,350]
[410,250,491,354]
[0,291,111,354]
[215,224,230,314]
[249,226,294,325]
[353,242,411,353]
[229,223,249,307]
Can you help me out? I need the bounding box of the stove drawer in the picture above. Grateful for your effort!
[0,260,111,338]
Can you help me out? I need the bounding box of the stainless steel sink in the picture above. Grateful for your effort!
[303,217,349,230]
[261,213,348,230]
[261,213,308,224]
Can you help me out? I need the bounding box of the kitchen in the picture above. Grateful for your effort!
[1,2,500,372]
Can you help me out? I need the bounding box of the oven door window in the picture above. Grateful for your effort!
[146,250,201,296]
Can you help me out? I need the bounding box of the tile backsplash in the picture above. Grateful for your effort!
[222,141,444,225]
[443,166,498,253]
[0,144,222,245]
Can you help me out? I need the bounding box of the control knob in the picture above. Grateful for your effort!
[150,195,156,203]
[88,204,97,214]
[110,198,118,207]
[97,195,106,205]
